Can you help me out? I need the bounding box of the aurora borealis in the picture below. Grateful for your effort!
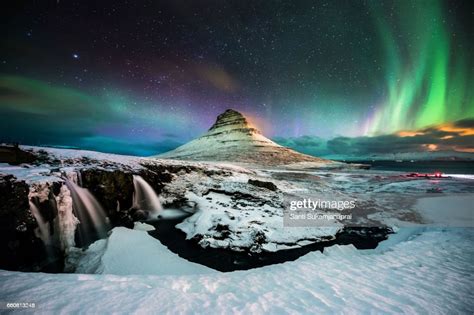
[365,0,474,135]
[1,0,473,157]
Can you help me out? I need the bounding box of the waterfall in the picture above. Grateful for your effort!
[27,171,110,254]
[28,183,78,253]
[132,175,162,217]
[64,169,82,186]
[28,183,53,248]
[29,201,50,245]
[66,180,110,245]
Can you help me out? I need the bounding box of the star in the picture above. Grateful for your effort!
[0,0,471,156]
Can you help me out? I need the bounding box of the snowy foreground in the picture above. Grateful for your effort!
[2,145,474,254]
[1,145,473,313]
[1,227,473,314]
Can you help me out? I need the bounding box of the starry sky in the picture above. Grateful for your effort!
[1,0,473,156]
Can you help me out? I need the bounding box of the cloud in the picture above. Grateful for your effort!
[274,118,474,159]
[453,118,474,129]
[273,136,331,156]
[273,135,325,147]
[293,135,324,147]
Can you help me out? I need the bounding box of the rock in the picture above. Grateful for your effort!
[0,144,36,165]
[0,175,47,271]
[80,169,134,225]
[132,209,149,221]
[248,179,278,191]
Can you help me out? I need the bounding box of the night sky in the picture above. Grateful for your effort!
[1,0,473,156]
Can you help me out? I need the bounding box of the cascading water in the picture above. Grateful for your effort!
[132,175,162,218]
[25,171,161,268]
[66,180,110,246]
[29,201,50,245]
[64,168,80,184]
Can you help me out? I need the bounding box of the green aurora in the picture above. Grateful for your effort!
[0,0,472,156]
[366,0,473,135]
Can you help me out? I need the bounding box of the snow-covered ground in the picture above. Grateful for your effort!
[1,146,474,313]
[415,195,474,227]
[72,227,214,275]
[2,145,474,254]
[1,227,472,314]
[176,190,341,251]
[1,145,349,251]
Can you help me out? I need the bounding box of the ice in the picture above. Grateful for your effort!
[133,222,155,231]
[55,185,79,251]
[71,239,108,274]
[1,228,472,313]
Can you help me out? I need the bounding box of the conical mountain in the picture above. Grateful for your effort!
[156,109,331,166]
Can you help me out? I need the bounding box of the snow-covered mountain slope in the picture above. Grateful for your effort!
[1,228,472,314]
[157,109,335,166]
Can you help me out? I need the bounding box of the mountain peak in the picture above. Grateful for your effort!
[208,109,261,137]
[156,109,330,166]
[209,109,248,131]
[223,108,243,116]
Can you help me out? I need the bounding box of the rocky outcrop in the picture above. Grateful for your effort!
[0,147,247,271]
[0,175,62,271]
[0,146,395,273]
[248,179,278,191]
[0,144,37,165]
[157,109,333,166]
[80,169,134,227]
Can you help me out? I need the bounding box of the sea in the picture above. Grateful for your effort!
[348,160,474,175]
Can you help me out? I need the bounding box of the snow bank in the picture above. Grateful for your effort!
[0,163,57,183]
[78,227,214,276]
[415,194,474,227]
[22,145,144,167]
[1,228,473,314]
[133,222,155,231]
